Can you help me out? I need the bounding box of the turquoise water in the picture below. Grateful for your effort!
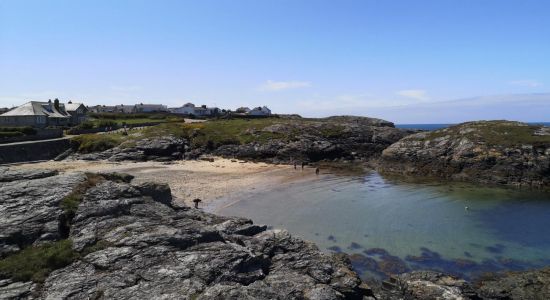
[215,172,550,280]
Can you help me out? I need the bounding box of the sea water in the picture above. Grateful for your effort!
[214,171,550,280]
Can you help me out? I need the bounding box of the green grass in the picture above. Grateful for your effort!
[0,126,36,138]
[60,173,105,215]
[0,238,115,283]
[71,117,356,153]
[71,133,126,153]
[87,112,185,126]
[0,240,78,282]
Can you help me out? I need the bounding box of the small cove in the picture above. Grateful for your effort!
[211,170,550,280]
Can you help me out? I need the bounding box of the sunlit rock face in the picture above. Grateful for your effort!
[379,121,550,188]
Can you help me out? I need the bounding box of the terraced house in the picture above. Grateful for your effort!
[0,99,87,128]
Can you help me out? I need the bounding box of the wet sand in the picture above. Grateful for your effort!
[11,158,318,207]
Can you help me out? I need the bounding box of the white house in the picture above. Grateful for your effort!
[171,103,197,115]
[249,106,272,116]
[171,103,220,116]
[0,100,72,127]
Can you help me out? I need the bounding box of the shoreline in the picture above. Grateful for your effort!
[11,157,321,207]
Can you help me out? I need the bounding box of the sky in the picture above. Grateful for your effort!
[0,0,549,123]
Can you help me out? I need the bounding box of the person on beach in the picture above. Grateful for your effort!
[315,167,320,175]
[294,162,297,169]
[302,162,306,169]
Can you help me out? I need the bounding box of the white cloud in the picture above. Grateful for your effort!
[508,79,542,87]
[258,80,311,91]
[396,89,430,101]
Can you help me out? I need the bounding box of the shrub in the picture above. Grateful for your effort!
[0,131,24,138]
[97,120,117,128]
[76,121,94,129]
[0,240,78,282]
[71,134,122,153]
[0,126,36,137]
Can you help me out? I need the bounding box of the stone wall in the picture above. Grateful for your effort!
[0,138,71,164]
[0,128,63,144]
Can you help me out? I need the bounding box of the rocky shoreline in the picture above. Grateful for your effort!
[2,167,550,299]
[0,167,369,299]
[63,118,550,190]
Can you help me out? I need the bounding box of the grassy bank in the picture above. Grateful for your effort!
[421,121,550,147]
[70,117,350,153]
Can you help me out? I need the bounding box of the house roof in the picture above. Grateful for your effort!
[65,102,85,112]
[0,101,70,118]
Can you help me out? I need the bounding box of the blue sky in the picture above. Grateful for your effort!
[0,0,549,123]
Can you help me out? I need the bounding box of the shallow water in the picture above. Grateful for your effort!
[214,171,550,280]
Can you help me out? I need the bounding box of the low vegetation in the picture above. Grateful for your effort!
[0,126,37,138]
[71,133,126,153]
[0,239,78,282]
[420,121,550,147]
[70,117,354,153]
[88,112,185,126]
[60,173,105,216]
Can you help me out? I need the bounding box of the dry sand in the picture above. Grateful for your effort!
[11,158,318,207]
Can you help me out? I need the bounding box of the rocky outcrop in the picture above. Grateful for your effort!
[379,121,550,188]
[0,167,58,182]
[475,267,550,299]
[69,135,188,162]
[374,271,478,299]
[0,169,86,258]
[320,116,395,128]
[213,119,410,164]
[0,169,369,299]
[65,117,411,164]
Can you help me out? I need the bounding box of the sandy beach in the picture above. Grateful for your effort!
[11,158,318,207]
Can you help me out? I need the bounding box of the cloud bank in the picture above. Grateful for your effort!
[396,89,430,101]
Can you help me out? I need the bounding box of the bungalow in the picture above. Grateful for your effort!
[171,103,220,117]
[65,101,88,125]
[0,99,71,128]
[171,103,197,115]
[249,106,272,116]
[133,103,168,113]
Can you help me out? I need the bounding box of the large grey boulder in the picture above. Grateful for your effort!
[0,171,86,258]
